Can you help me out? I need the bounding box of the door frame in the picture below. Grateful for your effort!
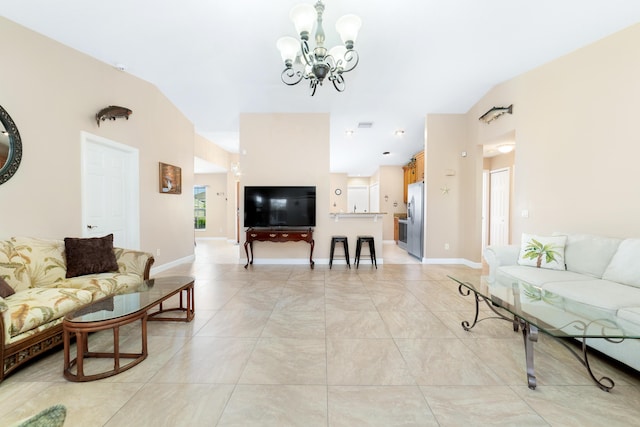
[236,180,240,243]
[369,183,380,213]
[80,131,140,249]
[481,169,489,253]
[488,167,511,246]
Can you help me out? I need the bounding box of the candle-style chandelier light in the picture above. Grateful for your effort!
[276,1,362,96]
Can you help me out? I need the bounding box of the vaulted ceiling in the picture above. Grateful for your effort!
[2,1,640,175]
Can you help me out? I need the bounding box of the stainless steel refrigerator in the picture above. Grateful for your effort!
[406,181,424,259]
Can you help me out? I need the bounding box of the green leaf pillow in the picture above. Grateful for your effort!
[517,233,567,270]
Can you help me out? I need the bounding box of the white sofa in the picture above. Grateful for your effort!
[484,233,640,372]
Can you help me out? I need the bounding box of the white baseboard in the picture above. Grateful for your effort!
[150,254,195,275]
[424,258,482,269]
[318,258,382,265]
[247,258,383,265]
[151,254,479,272]
[247,258,312,265]
[194,236,239,245]
[248,257,480,267]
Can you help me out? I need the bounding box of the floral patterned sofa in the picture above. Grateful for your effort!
[0,236,154,382]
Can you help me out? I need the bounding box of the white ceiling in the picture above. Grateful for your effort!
[2,1,640,175]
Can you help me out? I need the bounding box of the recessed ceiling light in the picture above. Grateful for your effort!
[394,129,405,136]
[345,129,354,136]
[497,144,515,153]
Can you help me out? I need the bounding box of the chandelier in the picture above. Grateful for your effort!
[276,1,362,96]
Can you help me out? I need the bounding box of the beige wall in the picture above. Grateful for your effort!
[194,133,230,169]
[238,113,384,263]
[428,22,640,265]
[469,23,640,242]
[239,113,332,263]
[194,133,241,243]
[226,158,241,243]
[347,177,370,187]
[194,173,228,238]
[0,17,196,266]
[425,114,482,262]
[378,166,406,241]
[485,152,515,171]
[329,173,349,213]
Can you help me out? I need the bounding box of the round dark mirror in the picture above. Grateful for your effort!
[0,105,22,185]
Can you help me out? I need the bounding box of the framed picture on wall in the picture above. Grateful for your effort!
[159,162,182,194]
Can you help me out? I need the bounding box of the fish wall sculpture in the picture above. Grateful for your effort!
[96,106,133,127]
[478,104,513,124]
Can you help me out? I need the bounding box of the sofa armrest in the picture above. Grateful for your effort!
[1,297,8,349]
[113,248,155,280]
[483,245,520,282]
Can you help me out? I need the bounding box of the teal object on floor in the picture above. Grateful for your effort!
[15,405,66,427]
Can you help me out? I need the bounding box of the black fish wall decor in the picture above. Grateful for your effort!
[96,106,133,127]
[478,104,513,124]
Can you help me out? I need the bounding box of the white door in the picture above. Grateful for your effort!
[369,183,380,213]
[347,186,369,213]
[81,132,140,249]
[489,168,510,246]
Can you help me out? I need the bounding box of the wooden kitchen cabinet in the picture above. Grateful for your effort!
[402,164,412,202]
[414,151,424,182]
[402,150,424,203]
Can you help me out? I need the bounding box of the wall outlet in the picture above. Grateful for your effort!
[156,248,161,256]
[444,243,450,250]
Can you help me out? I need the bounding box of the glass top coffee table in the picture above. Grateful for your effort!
[63,276,194,382]
[448,275,640,391]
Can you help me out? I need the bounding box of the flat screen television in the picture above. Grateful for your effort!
[244,186,316,228]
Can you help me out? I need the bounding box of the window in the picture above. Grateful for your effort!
[194,186,206,229]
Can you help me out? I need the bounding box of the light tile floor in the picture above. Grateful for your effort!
[2,240,640,426]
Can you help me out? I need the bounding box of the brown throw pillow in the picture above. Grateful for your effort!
[64,234,119,278]
[0,277,15,298]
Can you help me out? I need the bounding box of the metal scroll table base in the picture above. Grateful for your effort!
[457,283,616,392]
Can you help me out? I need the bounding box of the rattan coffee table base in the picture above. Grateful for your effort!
[63,276,194,382]
[63,311,148,382]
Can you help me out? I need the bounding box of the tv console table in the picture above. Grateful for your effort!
[244,228,314,269]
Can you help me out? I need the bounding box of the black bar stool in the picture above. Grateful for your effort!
[329,236,350,269]
[355,235,377,269]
